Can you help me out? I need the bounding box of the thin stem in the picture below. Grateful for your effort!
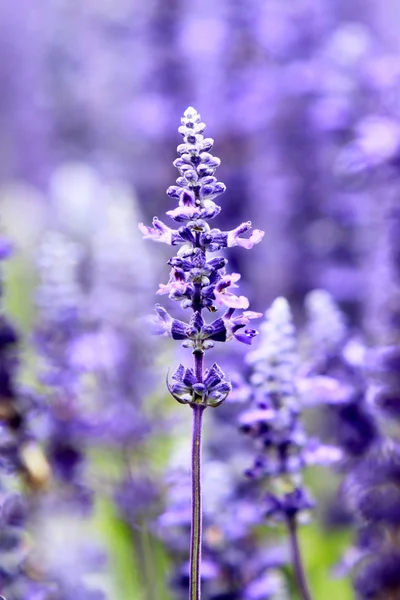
[140,523,158,600]
[194,350,204,383]
[189,399,205,600]
[287,516,313,600]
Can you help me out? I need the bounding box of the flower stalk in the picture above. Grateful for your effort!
[190,402,205,600]
[140,106,264,599]
[287,516,313,600]
[240,298,342,600]
[190,350,205,600]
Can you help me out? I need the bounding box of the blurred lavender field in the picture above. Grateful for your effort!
[1,2,400,599]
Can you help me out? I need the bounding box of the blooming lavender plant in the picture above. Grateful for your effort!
[32,231,107,599]
[240,297,342,600]
[34,231,90,494]
[0,242,64,599]
[140,106,264,600]
[303,290,400,598]
[86,192,164,597]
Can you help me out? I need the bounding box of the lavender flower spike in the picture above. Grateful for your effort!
[240,297,341,600]
[140,107,264,600]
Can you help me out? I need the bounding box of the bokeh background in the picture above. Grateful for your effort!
[1,1,400,599]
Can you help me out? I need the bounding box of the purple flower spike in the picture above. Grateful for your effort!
[140,107,264,600]
[240,297,337,600]
[140,106,264,323]
[241,297,327,513]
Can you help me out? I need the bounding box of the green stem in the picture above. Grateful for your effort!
[287,516,313,600]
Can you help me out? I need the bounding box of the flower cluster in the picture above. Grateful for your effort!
[34,232,90,493]
[30,231,107,599]
[240,297,340,522]
[140,107,264,408]
[306,291,400,598]
[86,193,162,556]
